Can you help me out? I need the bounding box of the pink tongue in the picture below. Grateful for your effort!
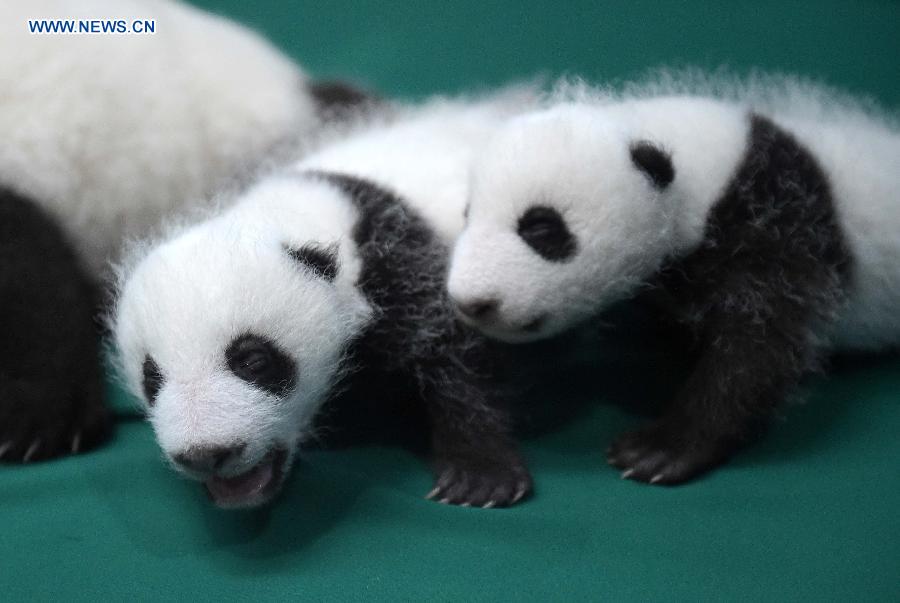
[205,459,274,503]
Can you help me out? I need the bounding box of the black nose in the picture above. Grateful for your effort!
[173,444,246,473]
[454,297,499,321]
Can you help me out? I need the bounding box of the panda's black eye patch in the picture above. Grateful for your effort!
[225,334,296,397]
[516,205,577,262]
[284,243,339,281]
[142,355,163,407]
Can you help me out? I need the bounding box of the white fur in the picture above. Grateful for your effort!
[115,177,373,475]
[298,92,538,243]
[448,77,900,350]
[113,95,539,500]
[0,0,319,276]
[779,115,900,349]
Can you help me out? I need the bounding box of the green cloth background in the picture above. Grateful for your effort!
[2,1,899,600]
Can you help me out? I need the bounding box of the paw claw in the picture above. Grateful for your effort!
[431,453,533,508]
[608,422,730,485]
[438,498,451,505]
[23,439,41,463]
[425,487,441,500]
[0,379,112,463]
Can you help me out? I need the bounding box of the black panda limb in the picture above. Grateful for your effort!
[320,173,533,507]
[0,188,112,462]
[608,115,851,484]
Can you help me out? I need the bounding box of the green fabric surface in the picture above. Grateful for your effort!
[3,1,899,601]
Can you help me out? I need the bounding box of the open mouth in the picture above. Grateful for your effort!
[204,447,288,509]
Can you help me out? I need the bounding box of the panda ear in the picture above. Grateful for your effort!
[284,242,339,281]
[629,141,674,189]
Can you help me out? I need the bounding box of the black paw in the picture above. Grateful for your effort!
[0,378,112,463]
[607,422,731,485]
[426,456,533,508]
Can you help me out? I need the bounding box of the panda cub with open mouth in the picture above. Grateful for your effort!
[113,98,536,509]
[448,76,900,485]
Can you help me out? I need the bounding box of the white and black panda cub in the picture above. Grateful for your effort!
[0,0,368,463]
[448,80,900,485]
[113,98,536,509]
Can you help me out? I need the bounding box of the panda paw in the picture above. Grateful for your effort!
[606,421,730,485]
[0,379,112,463]
[426,455,533,508]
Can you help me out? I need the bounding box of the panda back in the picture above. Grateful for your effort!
[778,114,900,350]
[0,0,317,277]
[617,90,900,351]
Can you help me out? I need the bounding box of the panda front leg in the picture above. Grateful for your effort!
[0,190,112,462]
[0,371,111,463]
[607,312,815,485]
[421,370,532,508]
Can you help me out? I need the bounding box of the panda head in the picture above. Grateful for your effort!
[113,176,372,509]
[447,103,677,342]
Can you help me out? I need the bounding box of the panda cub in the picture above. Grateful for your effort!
[113,98,535,509]
[448,80,900,485]
[0,0,366,462]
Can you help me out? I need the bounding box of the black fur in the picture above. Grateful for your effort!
[225,334,297,398]
[517,205,577,262]
[308,171,532,507]
[0,187,111,462]
[284,242,339,281]
[142,355,163,407]
[630,140,675,188]
[308,80,378,120]
[608,114,851,484]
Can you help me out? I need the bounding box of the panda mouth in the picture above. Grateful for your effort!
[204,447,288,509]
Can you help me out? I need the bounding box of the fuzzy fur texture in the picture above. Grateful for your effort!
[448,74,900,484]
[113,98,538,509]
[0,188,111,462]
[0,0,357,464]
[0,0,319,277]
[297,92,538,243]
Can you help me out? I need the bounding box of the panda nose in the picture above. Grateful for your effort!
[173,444,246,473]
[453,297,499,321]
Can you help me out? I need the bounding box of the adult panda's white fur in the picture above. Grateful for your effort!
[0,0,357,463]
[447,73,900,484]
[113,96,538,509]
[0,0,320,276]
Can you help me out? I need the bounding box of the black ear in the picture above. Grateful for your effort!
[142,355,163,407]
[284,243,339,281]
[629,141,674,189]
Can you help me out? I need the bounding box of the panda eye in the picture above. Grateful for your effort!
[142,355,164,407]
[516,205,577,262]
[225,334,297,397]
